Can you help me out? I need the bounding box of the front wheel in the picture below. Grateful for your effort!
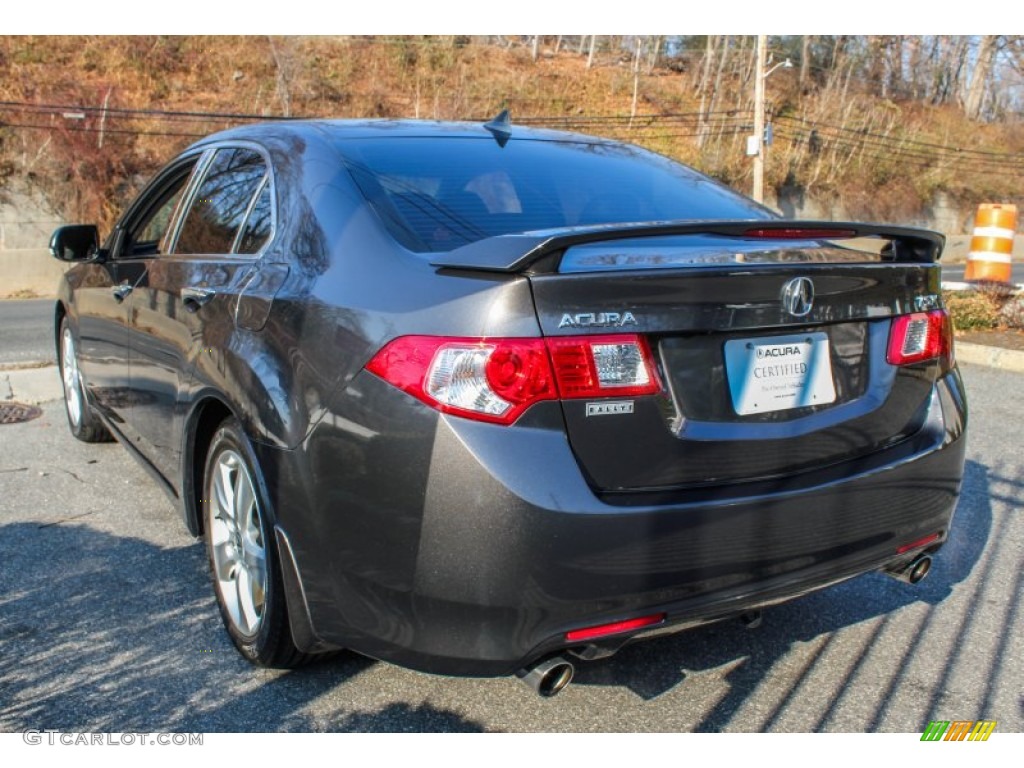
[203,418,309,668]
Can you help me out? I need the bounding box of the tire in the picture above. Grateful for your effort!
[58,317,112,443]
[203,418,310,668]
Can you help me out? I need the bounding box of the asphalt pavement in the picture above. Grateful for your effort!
[0,299,54,366]
[0,364,1020,733]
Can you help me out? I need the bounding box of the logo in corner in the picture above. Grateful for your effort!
[780,277,814,318]
[920,720,996,742]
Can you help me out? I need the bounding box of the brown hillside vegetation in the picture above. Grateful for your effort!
[1,35,1022,232]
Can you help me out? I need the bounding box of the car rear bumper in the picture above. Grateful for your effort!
[265,368,967,677]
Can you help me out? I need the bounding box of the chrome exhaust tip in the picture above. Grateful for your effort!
[907,555,932,584]
[516,655,575,697]
[884,554,933,585]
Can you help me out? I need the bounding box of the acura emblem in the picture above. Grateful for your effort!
[781,277,814,317]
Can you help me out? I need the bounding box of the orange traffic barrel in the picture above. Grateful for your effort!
[964,203,1017,283]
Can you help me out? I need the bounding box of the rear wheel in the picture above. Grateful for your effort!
[59,317,111,442]
[203,418,309,668]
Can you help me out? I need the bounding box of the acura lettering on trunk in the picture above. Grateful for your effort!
[558,311,638,328]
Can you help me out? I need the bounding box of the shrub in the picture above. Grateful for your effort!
[944,292,1000,331]
[972,280,1016,303]
[999,297,1024,330]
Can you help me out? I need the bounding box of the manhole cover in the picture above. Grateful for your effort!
[0,402,43,425]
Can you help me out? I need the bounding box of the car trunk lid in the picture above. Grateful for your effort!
[432,222,948,493]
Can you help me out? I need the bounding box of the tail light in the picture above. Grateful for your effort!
[886,309,953,366]
[366,334,660,425]
[547,335,660,399]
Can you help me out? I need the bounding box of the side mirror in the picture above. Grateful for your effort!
[49,225,102,262]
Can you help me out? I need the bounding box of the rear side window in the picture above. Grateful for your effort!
[175,148,269,255]
[341,137,767,252]
[236,179,273,255]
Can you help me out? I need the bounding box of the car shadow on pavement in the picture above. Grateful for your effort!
[571,458,998,726]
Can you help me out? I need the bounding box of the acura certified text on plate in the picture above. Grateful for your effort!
[724,332,836,415]
[49,113,967,696]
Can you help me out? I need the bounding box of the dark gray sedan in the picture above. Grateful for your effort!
[49,117,966,696]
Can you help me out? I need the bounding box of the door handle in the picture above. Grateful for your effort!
[112,283,133,303]
[182,286,216,312]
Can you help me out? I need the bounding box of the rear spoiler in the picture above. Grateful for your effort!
[429,220,945,273]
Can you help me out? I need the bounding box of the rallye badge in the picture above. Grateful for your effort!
[586,401,635,417]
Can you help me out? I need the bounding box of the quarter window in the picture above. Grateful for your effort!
[235,178,273,255]
[175,148,269,255]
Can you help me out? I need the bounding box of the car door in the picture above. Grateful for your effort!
[71,250,130,429]
[127,145,273,482]
[75,156,199,431]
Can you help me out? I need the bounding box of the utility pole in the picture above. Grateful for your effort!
[752,35,766,203]
[97,87,112,150]
[750,36,791,204]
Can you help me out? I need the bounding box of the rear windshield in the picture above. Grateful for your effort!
[339,137,768,252]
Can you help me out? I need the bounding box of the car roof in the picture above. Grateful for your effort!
[186,118,613,153]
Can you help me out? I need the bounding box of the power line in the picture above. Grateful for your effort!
[3,96,1013,167]
[0,120,204,140]
[776,114,1024,162]
[773,125,1024,176]
[0,99,298,124]
[775,122,1024,171]
[0,98,754,128]
[1,97,1021,179]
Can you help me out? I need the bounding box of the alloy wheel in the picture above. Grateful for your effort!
[207,449,268,637]
[61,326,82,428]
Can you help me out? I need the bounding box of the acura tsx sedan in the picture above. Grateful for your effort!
[50,115,967,696]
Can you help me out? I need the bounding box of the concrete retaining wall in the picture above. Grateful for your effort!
[0,249,70,298]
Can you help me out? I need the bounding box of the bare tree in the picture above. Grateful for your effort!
[964,35,998,119]
[887,36,905,98]
[267,36,298,117]
[799,35,812,88]
[646,36,662,73]
[929,36,970,105]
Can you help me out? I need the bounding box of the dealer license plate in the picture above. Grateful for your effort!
[724,333,836,415]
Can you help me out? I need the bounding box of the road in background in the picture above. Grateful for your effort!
[941,262,1024,286]
[0,299,54,366]
[0,364,1019,733]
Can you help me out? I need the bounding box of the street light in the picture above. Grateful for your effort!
[750,35,792,204]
